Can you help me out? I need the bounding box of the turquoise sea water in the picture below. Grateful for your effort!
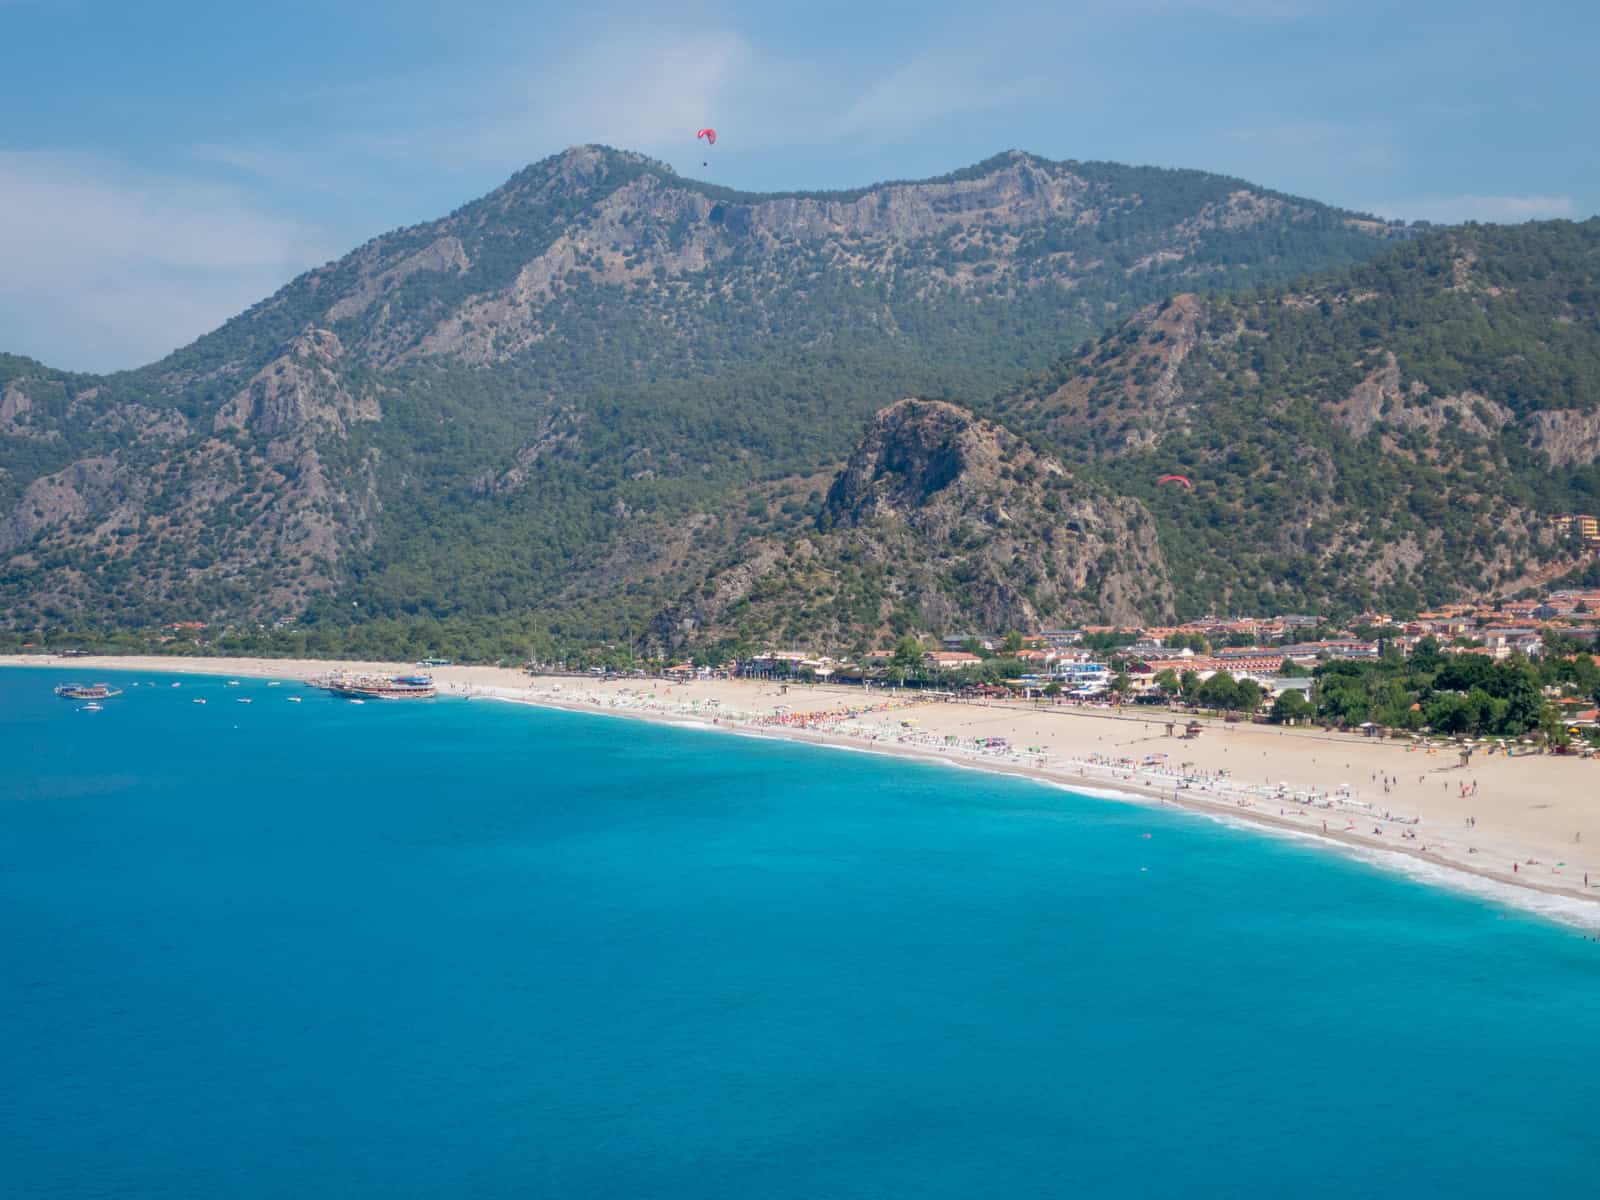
[3,668,1599,1197]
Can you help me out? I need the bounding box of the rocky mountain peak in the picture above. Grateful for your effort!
[822,399,1029,527]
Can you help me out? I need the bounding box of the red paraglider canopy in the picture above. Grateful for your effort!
[1157,474,1193,489]
[696,128,717,145]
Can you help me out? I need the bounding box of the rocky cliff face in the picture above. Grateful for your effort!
[0,455,130,556]
[213,329,378,438]
[653,400,1172,647]
[0,327,379,622]
[267,146,1396,370]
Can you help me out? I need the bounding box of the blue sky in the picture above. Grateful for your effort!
[3,0,1595,372]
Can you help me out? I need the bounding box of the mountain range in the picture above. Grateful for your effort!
[3,145,1596,660]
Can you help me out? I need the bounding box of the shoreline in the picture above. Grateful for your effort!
[476,686,1600,925]
[8,652,1600,927]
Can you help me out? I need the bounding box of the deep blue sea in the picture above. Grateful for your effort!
[4,667,1599,1197]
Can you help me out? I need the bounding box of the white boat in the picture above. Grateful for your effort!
[172,682,181,688]
[193,698,206,705]
[80,702,103,712]
[287,696,302,703]
[349,698,365,705]
[267,681,281,687]
[237,698,252,704]
[227,680,240,687]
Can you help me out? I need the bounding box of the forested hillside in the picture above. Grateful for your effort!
[1004,220,1600,617]
[0,145,1406,653]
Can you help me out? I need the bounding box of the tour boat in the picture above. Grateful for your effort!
[312,672,436,700]
[54,683,122,700]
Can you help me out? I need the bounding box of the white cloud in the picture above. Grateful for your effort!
[0,151,338,373]
[1368,193,1576,223]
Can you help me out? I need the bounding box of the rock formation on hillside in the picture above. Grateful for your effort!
[653,400,1172,648]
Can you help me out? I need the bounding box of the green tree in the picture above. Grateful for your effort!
[890,635,927,683]
[1270,690,1314,724]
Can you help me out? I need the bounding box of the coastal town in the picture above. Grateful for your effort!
[590,584,1600,746]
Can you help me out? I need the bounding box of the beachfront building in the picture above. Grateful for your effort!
[925,650,984,670]
[1056,661,1112,694]
[739,651,813,678]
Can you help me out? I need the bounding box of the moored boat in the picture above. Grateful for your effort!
[54,683,123,700]
[311,672,436,700]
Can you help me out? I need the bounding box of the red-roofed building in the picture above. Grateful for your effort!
[926,651,984,669]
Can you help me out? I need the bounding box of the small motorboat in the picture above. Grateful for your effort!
[287,696,303,703]
[80,702,104,712]
[227,680,240,687]
[193,698,206,705]
[237,698,252,704]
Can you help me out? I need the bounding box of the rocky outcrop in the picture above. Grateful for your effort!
[655,399,1173,646]
[821,399,976,525]
[1328,351,1512,441]
[823,399,1171,625]
[326,236,470,322]
[1527,408,1600,467]
[213,329,377,438]
[486,408,582,494]
[0,455,131,555]
[0,383,33,434]
[398,148,1352,364]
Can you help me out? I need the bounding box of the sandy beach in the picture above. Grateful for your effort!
[10,653,1600,920]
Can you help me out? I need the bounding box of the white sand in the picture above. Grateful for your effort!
[11,654,1600,919]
